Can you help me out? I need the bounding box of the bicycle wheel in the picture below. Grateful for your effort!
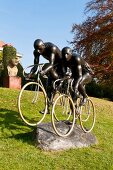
[52,94,75,137]
[18,82,48,126]
[79,98,96,133]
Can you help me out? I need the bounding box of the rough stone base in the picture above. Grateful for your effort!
[35,122,98,151]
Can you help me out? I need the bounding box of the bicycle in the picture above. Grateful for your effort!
[51,77,76,137]
[51,77,96,136]
[18,63,49,126]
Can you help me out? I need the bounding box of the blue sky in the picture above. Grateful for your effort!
[0,0,89,67]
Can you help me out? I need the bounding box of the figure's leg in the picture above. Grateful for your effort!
[46,75,53,100]
[78,73,92,105]
[71,79,78,103]
[40,75,53,114]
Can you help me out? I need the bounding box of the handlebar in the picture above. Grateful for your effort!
[23,63,48,78]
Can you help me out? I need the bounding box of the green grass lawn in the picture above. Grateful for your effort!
[0,87,113,170]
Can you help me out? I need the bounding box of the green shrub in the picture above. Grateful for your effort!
[103,85,113,101]
[86,80,113,101]
[86,81,104,98]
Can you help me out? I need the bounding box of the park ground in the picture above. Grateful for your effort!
[0,87,113,170]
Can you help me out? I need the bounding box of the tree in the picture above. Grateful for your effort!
[71,0,113,85]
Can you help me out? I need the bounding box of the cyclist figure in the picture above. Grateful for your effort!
[61,47,94,105]
[28,39,64,113]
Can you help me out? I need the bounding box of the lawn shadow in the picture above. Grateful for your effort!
[9,130,36,146]
[0,108,36,146]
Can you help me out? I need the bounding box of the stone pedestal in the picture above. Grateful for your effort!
[3,76,21,89]
[35,122,98,151]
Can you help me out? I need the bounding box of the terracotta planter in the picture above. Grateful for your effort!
[3,76,21,89]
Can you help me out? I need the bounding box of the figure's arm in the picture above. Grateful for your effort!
[29,50,40,75]
[62,62,68,76]
[42,53,54,75]
[85,62,94,75]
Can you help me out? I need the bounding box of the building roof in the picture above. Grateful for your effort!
[0,47,3,51]
[0,40,5,47]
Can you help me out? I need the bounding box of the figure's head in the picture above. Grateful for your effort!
[34,39,45,54]
[62,47,72,61]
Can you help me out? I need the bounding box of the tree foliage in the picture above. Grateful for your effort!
[2,45,16,76]
[71,0,113,85]
[0,51,3,61]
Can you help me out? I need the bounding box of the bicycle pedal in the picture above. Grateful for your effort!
[67,112,72,115]
[39,110,45,114]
